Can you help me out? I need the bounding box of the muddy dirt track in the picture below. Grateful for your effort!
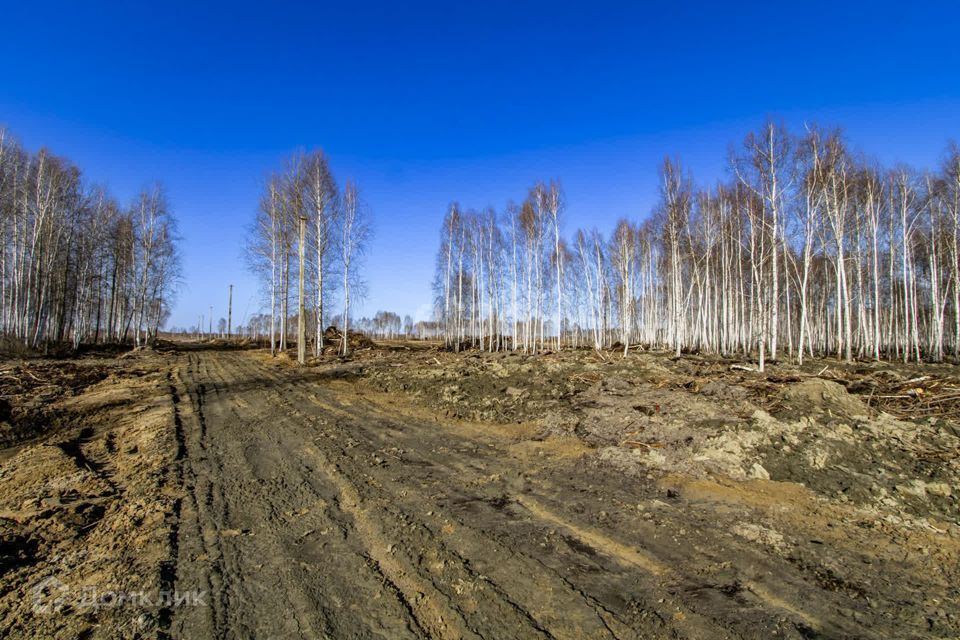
[158,348,953,639]
[2,344,957,639]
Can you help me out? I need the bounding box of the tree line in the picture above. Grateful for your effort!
[237,311,440,343]
[433,121,960,367]
[0,126,181,350]
[245,150,371,356]
[349,311,441,341]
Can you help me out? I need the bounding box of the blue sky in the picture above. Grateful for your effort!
[1,1,958,328]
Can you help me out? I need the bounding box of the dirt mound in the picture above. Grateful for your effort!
[119,344,155,358]
[778,378,868,419]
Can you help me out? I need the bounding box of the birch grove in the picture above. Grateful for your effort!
[433,122,960,363]
[245,150,370,356]
[0,127,181,349]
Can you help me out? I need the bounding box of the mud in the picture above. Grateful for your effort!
[1,344,958,638]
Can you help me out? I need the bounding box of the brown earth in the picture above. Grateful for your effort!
[0,346,181,639]
[1,342,958,638]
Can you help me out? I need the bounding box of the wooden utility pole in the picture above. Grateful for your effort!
[227,284,233,339]
[209,306,213,337]
[297,216,307,365]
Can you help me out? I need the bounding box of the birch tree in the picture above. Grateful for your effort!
[423,122,959,362]
[306,150,338,355]
[337,181,371,356]
[0,127,181,348]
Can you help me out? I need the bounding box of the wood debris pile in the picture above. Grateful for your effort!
[844,372,960,420]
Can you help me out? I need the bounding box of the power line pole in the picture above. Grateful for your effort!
[209,306,213,337]
[227,284,233,339]
[297,215,307,365]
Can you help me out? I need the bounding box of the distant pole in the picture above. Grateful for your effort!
[209,306,213,336]
[297,216,307,365]
[227,284,233,339]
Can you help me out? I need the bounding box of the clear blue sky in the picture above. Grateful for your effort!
[2,1,958,329]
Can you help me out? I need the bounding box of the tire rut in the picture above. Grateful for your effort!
[158,371,188,639]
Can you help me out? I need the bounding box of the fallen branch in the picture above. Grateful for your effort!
[620,440,664,450]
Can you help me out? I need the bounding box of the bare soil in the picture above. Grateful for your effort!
[0,347,181,638]
[1,342,957,638]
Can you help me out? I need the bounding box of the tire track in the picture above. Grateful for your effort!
[158,371,187,639]
[171,348,427,639]
[252,355,657,639]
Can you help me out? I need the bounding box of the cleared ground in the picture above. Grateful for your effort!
[1,343,958,638]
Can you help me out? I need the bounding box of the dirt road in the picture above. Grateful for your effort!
[160,348,930,639]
